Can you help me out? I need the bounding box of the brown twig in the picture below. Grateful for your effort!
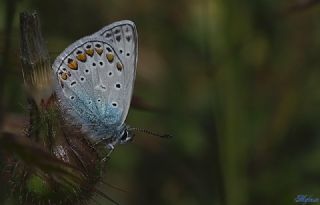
[20,11,51,89]
[20,12,50,73]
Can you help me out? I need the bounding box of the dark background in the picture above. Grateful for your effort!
[1,0,320,204]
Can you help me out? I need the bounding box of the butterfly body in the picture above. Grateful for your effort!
[52,21,137,146]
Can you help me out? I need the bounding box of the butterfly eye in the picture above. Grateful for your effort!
[121,130,128,141]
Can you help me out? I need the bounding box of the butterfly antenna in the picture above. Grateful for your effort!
[129,128,173,139]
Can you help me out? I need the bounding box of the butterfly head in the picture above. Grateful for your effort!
[119,127,134,144]
[115,126,172,145]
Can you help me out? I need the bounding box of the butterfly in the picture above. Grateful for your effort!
[52,20,138,152]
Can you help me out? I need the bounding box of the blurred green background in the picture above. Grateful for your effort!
[1,0,320,204]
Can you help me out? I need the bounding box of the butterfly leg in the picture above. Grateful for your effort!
[101,143,115,162]
[106,143,115,157]
[94,137,108,147]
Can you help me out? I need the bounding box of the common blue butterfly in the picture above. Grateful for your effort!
[52,20,138,152]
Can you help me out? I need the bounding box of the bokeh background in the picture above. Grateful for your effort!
[1,0,320,205]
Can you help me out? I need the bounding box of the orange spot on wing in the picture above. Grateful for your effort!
[106,53,114,62]
[76,53,87,62]
[85,49,94,57]
[67,59,78,70]
[61,72,68,80]
[116,62,123,71]
[95,48,103,55]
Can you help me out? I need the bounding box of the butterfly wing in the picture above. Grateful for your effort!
[93,20,138,122]
[52,20,137,140]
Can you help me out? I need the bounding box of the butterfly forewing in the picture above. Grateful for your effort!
[94,20,138,123]
[52,20,137,140]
